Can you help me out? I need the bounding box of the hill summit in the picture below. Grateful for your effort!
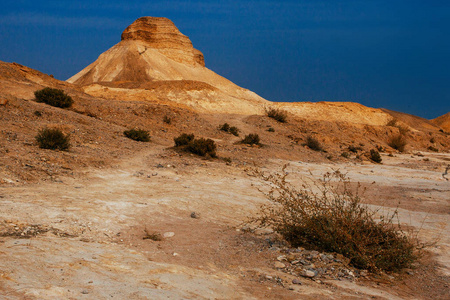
[121,17,205,66]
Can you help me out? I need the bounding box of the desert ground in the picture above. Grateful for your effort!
[1,17,450,299]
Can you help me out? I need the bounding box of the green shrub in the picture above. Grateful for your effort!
[251,169,419,272]
[267,108,288,123]
[388,134,407,152]
[34,87,73,108]
[186,138,217,157]
[240,134,260,146]
[35,127,70,151]
[124,128,150,142]
[306,136,322,151]
[174,133,194,146]
[369,149,382,163]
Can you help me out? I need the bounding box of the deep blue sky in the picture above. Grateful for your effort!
[1,1,449,119]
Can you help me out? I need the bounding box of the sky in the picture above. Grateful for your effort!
[1,0,449,119]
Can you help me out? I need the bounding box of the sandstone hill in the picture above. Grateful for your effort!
[67,17,268,115]
[432,112,450,132]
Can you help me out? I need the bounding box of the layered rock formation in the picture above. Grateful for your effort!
[121,17,205,66]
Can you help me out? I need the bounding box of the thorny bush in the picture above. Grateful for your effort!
[249,167,419,272]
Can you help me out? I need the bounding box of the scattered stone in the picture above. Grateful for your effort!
[300,269,317,278]
[81,289,89,294]
[292,278,302,285]
[277,255,287,261]
[274,262,286,269]
[172,252,179,256]
[0,98,8,106]
[190,212,200,219]
[163,232,175,238]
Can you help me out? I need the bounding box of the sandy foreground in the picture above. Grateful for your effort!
[0,147,449,299]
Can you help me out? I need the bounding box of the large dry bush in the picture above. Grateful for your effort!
[388,134,407,152]
[250,168,418,272]
[35,127,70,151]
[267,108,288,123]
[34,87,73,108]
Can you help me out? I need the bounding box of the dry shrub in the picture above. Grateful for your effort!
[250,168,418,272]
[163,115,172,124]
[174,133,194,146]
[369,149,382,163]
[124,128,150,142]
[267,108,288,123]
[240,133,260,146]
[174,133,217,157]
[186,138,217,157]
[348,145,362,153]
[388,134,407,152]
[306,136,323,151]
[219,123,239,136]
[34,87,73,108]
[35,127,70,151]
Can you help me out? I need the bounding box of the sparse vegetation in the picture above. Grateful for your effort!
[219,123,230,132]
[341,151,350,158]
[369,149,382,163]
[388,134,407,152]
[251,168,419,272]
[386,119,397,127]
[163,115,172,124]
[240,134,260,146]
[229,126,239,136]
[34,110,42,117]
[174,133,217,157]
[143,229,162,241]
[34,87,73,108]
[124,128,150,142]
[186,138,217,157]
[267,127,275,132]
[35,127,70,151]
[267,108,288,123]
[306,136,322,151]
[348,145,362,153]
[219,123,239,136]
[428,146,438,152]
[174,133,194,146]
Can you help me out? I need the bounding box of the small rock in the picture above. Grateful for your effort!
[265,275,273,280]
[163,232,175,238]
[156,164,164,168]
[0,98,8,106]
[292,278,302,285]
[81,290,89,294]
[274,262,286,269]
[277,255,287,261]
[172,252,179,256]
[300,270,317,278]
[190,212,200,219]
